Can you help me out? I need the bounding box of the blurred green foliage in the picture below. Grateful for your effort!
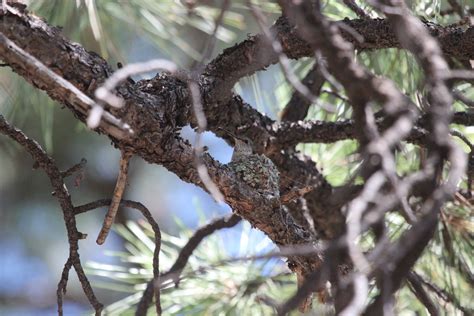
[87,219,299,315]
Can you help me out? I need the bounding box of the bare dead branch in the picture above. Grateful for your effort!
[195,0,231,67]
[276,1,467,314]
[271,110,474,148]
[96,150,133,245]
[162,214,241,284]
[278,2,418,265]
[379,0,467,197]
[0,114,103,315]
[74,199,162,315]
[411,271,474,315]
[202,16,474,105]
[56,258,72,316]
[189,80,225,203]
[447,0,465,18]
[137,214,241,312]
[407,272,439,316]
[361,0,467,312]
[61,158,87,178]
[337,172,387,315]
[453,90,474,108]
[364,210,439,315]
[247,0,335,112]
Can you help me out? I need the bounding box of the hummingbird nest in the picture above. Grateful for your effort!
[228,154,280,198]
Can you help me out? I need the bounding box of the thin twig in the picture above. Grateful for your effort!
[61,158,87,178]
[450,129,474,151]
[411,271,473,315]
[248,0,335,112]
[189,80,225,203]
[186,1,230,204]
[343,0,370,18]
[56,258,72,316]
[337,173,386,316]
[138,214,241,311]
[321,89,350,103]
[447,0,465,18]
[162,214,241,284]
[407,272,439,316]
[96,150,133,245]
[75,199,162,315]
[195,0,231,67]
[453,90,474,108]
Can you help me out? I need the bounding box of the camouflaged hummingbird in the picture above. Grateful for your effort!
[225,131,280,199]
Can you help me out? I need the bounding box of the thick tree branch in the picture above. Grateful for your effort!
[202,16,474,104]
[0,9,326,282]
[0,4,327,297]
[279,64,326,122]
[0,5,340,244]
[271,111,474,147]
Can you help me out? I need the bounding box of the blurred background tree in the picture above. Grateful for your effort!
[0,0,472,315]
